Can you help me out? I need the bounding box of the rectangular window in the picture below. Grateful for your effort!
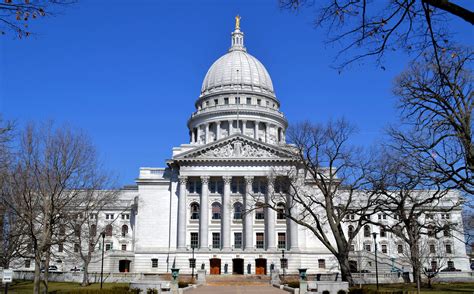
[74,243,80,253]
[380,228,386,238]
[105,213,114,220]
[122,214,130,220]
[318,259,326,269]
[58,243,64,252]
[90,214,97,220]
[224,98,229,105]
[105,243,112,251]
[234,232,242,249]
[378,214,382,220]
[191,232,199,249]
[214,99,218,106]
[278,232,286,249]
[445,244,452,254]
[205,101,209,107]
[350,244,355,251]
[381,244,387,254]
[431,260,438,271]
[257,99,261,106]
[121,244,127,251]
[397,244,403,254]
[151,258,158,268]
[212,233,221,249]
[246,97,251,105]
[447,261,454,270]
[444,226,451,237]
[235,97,240,104]
[256,232,264,249]
[25,259,31,268]
[430,244,436,254]
[365,244,371,252]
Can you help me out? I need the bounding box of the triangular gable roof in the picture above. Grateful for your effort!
[173,134,295,162]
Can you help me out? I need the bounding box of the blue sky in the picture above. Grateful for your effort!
[1,0,472,185]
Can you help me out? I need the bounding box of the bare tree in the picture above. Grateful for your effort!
[279,0,473,69]
[4,122,109,294]
[369,146,461,293]
[0,0,75,38]
[391,47,473,195]
[258,119,378,285]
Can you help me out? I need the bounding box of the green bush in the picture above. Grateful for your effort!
[338,290,347,294]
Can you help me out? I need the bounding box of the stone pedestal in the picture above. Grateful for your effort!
[197,269,206,285]
[271,269,280,285]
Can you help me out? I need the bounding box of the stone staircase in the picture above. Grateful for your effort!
[205,274,271,286]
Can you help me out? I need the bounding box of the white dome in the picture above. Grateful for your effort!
[200,50,275,97]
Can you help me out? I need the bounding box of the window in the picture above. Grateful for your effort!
[364,225,371,237]
[205,101,209,107]
[190,203,200,220]
[266,100,270,107]
[380,227,386,238]
[445,244,452,254]
[441,213,450,220]
[235,97,240,104]
[348,225,354,239]
[224,98,229,105]
[74,243,80,253]
[122,214,130,220]
[256,232,264,249]
[429,244,436,254]
[252,178,267,194]
[121,225,128,237]
[381,244,387,254]
[233,202,243,220]
[105,224,113,237]
[378,214,382,220]
[58,243,64,252]
[90,214,97,220]
[274,178,289,193]
[276,203,285,220]
[427,225,434,237]
[212,202,222,220]
[231,177,245,194]
[212,232,221,249]
[74,224,81,237]
[383,214,387,220]
[105,213,114,220]
[426,213,433,220]
[151,258,158,268]
[25,259,31,268]
[350,244,355,251]
[318,259,326,269]
[105,243,112,251]
[431,260,438,271]
[188,178,202,194]
[121,244,127,251]
[447,261,455,270]
[59,224,66,236]
[209,178,223,194]
[365,244,371,252]
[90,224,97,237]
[246,97,251,105]
[255,202,265,220]
[234,232,242,249]
[257,99,261,106]
[444,225,451,237]
[214,99,218,105]
[190,232,199,248]
[278,232,286,249]
[397,244,403,254]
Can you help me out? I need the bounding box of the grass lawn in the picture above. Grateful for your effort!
[0,281,130,294]
[359,282,474,293]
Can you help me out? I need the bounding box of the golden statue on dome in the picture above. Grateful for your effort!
[235,15,241,30]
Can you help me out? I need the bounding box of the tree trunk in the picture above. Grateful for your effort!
[82,258,90,286]
[42,250,51,294]
[409,243,421,294]
[33,255,42,294]
[337,255,354,286]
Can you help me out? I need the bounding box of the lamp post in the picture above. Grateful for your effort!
[372,232,379,290]
[100,232,105,289]
[281,250,287,281]
[191,246,196,279]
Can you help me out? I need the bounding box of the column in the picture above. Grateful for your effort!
[242,120,247,136]
[287,193,299,251]
[254,121,259,140]
[200,176,210,250]
[216,121,221,140]
[264,123,268,143]
[228,120,233,135]
[266,177,276,251]
[205,124,210,144]
[177,176,187,249]
[222,176,232,250]
[197,125,202,144]
[244,176,254,251]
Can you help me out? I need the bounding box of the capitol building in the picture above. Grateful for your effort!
[19,18,470,278]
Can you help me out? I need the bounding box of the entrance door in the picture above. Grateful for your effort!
[232,258,244,275]
[255,258,267,275]
[210,258,221,275]
[119,260,131,273]
[349,260,358,273]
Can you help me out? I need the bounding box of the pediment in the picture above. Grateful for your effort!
[173,134,294,161]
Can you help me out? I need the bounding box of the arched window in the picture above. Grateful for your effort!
[364,225,371,237]
[212,202,222,220]
[255,202,265,220]
[121,225,128,237]
[90,224,97,237]
[348,225,354,239]
[105,224,113,237]
[233,202,243,220]
[276,202,285,219]
[190,202,200,220]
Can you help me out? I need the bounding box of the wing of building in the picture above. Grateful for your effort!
[16,18,471,279]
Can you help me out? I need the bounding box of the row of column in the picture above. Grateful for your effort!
[177,175,298,251]
[190,120,284,144]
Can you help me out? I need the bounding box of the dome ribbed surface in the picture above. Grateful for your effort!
[200,50,274,96]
